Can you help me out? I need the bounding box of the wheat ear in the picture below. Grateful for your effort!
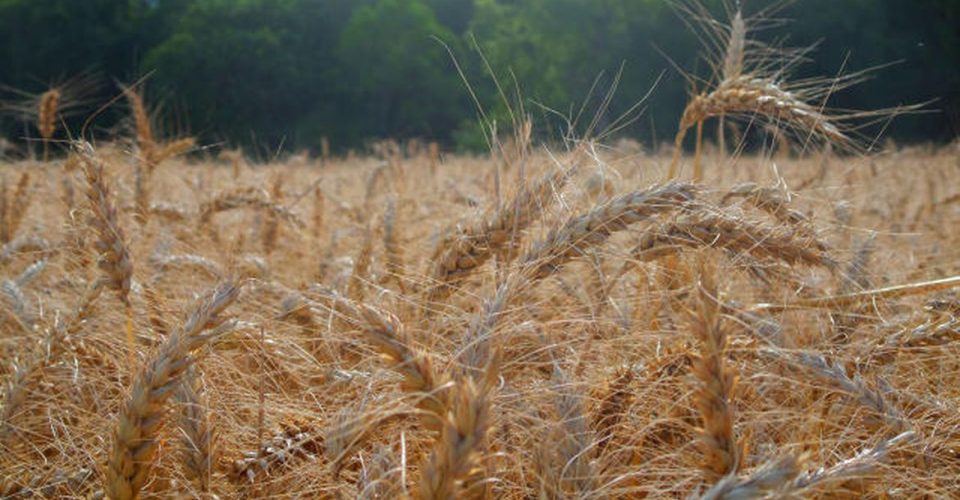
[788,431,916,493]
[701,455,801,500]
[122,85,158,168]
[418,375,494,500]
[106,281,240,500]
[0,171,32,244]
[518,182,695,282]
[631,205,836,270]
[766,349,909,432]
[37,88,61,161]
[427,165,573,301]
[382,197,406,293]
[74,141,137,370]
[337,299,448,429]
[199,187,305,230]
[593,367,635,457]
[176,370,216,493]
[689,262,741,481]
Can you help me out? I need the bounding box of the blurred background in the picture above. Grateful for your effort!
[0,0,957,155]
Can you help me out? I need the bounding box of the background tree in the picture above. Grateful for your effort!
[0,0,956,154]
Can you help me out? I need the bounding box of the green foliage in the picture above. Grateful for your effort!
[145,0,315,145]
[0,0,956,152]
[337,0,465,140]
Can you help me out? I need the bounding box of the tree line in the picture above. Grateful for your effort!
[0,0,956,155]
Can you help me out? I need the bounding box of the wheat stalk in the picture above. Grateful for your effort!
[752,275,960,312]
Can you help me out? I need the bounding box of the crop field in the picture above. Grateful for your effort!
[0,136,957,498]
[1,3,958,499]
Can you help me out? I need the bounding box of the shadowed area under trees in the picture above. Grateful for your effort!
[0,0,956,155]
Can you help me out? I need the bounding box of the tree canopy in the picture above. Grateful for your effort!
[0,0,956,153]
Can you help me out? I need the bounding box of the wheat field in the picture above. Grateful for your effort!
[0,135,957,498]
[1,4,959,498]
